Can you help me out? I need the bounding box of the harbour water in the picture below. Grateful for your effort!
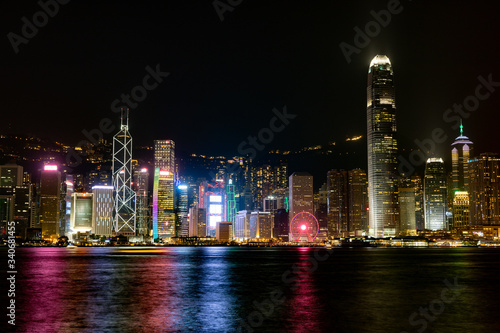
[4,247,500,332]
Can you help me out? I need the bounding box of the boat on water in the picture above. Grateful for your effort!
[66,244,77,248]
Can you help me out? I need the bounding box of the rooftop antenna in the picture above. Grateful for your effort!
[460,119,463,136]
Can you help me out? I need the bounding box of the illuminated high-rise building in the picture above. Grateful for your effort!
[112,109,136,236]
[348,169,369,235]
[226,179,237,225]
[176,184,189,237]
[250,211,272,240]
[326,170,348,237]
[398,188,417,235]
[289,172,313,218]
[154,140,176,176]
[153,140,176,240]
[63,175,74,237]
[153,169,175,240]
[451,121,473,193]
[134,168,150,237]
[70,192,93,235]
[234,210,251,241]
[367,55,399,237]
[40,165,61,240]
[188,206,206,237]
[92,185,114,236]
[468,153,500,226]
[216,221,233,242]
[424,158,447,230]
[253,163,288,210]
[453,191,470,229]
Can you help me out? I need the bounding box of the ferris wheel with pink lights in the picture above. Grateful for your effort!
[289,212,319,242]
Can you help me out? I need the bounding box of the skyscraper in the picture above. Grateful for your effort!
[453,191,470,230]
[153,169,175,240]
[188,206,206,237]
[153,140,176,240]
[112,108,136,236]
[250,211,272,239]
[40,165,61,240]
[451,121,473,193]
[154,140,176,175]
[468,153,500,226]
[326,170,348,237]
[348,169,369,235]
[134,168,150,237]
[398,188,417,235]
[92,185,114,236]
[289,172,313,220]
[176,184,189,237]
[367,55,399,237]
[424,158,447,230]
[70,192,93,234]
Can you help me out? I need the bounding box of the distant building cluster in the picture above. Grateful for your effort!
[1,55,499,245]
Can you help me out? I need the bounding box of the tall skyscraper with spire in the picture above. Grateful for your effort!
[451,120,473,193]
[112,108,136,236]
[367,55,399,237]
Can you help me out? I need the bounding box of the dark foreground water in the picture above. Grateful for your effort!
[2,247,500,332]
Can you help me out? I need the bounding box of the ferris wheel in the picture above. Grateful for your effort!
[290,212,319,242]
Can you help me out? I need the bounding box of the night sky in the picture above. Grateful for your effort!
[3,0,500,161]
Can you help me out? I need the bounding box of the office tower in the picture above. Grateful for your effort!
[234,210,251,241]
[250,211,272,239]
[289,172,313,220]
[92,185,114,236]
[469,153,500,226]
[399,188,417,235]
[451,121,474,192]
[188,206,206,237]
[154,140,176,175]
[40,165,61,240]
[63,175,74,237]
[226,179,237,224]
[367,54,399,237]
[0,164,23,187]
[153,140,176,240]
[273,208,289,242]
[327,170,348,237]
[453,191,470,229]
[424,158,448,230]
[70,192,93,235]
[176,184,189,237]
[11,185,32,240]
[153,169,176,240]
[314,183,328,241]
[348,169,368,235]
[134,168,150,237]
[112,109,136,236]
[216,222,233,242]
[252,163,288,210]
[205,189,225,237]
[0,188,13,236]
[411,175,425,231]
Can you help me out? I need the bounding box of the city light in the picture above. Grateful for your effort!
[44,165,58,171]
